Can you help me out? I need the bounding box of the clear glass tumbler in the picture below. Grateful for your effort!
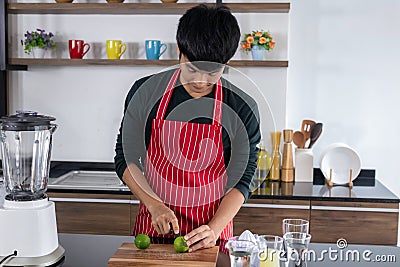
[257,235,284,267]
[283,232,312,267]
[226,239,256,267]
[282,219,310,266]
[282,219,309,234]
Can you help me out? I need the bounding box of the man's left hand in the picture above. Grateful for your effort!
[184,225,218,252]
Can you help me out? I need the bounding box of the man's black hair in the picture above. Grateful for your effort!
[176,4,241,66]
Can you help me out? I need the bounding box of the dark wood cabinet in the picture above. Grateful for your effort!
[310,201,399,245]
[48,192,132,236]
[233,199,310,236]
[48,192,399,246]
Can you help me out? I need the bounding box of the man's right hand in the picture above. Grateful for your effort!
[148,202,179,235]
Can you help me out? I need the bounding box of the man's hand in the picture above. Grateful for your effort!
[148,202,179,235]
[184,225,218,252]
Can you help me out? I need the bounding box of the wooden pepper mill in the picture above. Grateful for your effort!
[269,131,281,181]
[282,129,294,182]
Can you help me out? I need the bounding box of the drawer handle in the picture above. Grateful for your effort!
[49,197,140,204]
[242,203,309,210]
[312,206,399,213]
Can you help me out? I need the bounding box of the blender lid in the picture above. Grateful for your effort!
[0,111,56,131]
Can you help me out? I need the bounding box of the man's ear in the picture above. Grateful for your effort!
[176,46,180,58]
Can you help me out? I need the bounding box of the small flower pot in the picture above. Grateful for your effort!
[31,47,46,59]
[251,46,266,60]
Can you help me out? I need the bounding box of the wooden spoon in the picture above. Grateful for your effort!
[301,119,315,143]
[308,123,323,149]
[293,131,306,148]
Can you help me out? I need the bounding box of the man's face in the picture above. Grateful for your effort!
[179,55,225,97]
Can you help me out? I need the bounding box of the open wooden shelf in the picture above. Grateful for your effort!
[7,3,290,15]
[8,58,289,68]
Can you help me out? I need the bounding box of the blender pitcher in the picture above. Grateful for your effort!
[0,111,57,201]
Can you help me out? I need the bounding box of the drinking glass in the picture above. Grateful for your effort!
[283,232,312,267]
[282,219,309,234]
[282,219,309,266]
[257,235,284,267]
[226,239,256,267]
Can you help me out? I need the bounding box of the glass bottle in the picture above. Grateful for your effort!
[254,140,271,190]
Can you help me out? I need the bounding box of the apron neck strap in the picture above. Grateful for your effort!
[156,69,223,126]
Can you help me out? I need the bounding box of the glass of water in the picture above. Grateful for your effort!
[283,232,312,267]
[226,239,256,267]
[282,219,309,234]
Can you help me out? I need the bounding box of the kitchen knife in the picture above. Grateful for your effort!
[170,222,179,239]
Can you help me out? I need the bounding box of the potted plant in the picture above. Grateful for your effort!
[240,30,275,60]
[21,28,56,58]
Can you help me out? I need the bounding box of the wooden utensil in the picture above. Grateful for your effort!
[301,119,315,143]
[308,122,323,149]
[108,243,219,267]
[293,131,306,148]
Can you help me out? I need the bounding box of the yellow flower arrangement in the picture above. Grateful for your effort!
[240,30,275,52]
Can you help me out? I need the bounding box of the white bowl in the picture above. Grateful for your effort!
[319,143,361,185]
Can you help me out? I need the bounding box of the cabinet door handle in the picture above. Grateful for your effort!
[241,203,309,210]
[312,206,399,213]
[49,197,140,204]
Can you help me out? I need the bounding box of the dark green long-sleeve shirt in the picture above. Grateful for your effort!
[114,69,260,201]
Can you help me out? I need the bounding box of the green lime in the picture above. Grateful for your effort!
[134,234,151,250]
[174,236,189,253]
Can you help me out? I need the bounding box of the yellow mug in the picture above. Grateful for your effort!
[106,40,126,60]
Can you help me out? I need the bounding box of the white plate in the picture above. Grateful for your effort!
[320,143,361,184]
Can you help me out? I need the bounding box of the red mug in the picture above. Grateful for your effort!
[69,40,90,59]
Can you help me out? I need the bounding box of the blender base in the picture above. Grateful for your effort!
[0,245,65,267]
[0,200,59,258]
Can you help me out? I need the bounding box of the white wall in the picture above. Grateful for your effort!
[8,0,289,161]
[287,0,400,244]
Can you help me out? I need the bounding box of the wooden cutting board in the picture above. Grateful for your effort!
[108,243,219,267]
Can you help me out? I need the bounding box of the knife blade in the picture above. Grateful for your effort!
[170,222,179,239]
[170,223,188,246]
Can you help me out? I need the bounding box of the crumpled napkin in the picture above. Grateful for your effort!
[238,230,260,267]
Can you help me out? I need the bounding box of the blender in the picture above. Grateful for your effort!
[0,111,65,266]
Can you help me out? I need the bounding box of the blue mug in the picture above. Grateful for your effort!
[145,40,167,60]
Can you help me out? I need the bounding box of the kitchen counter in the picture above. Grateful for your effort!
[47,161,399,203]
[46,179,400,204]
[2,177,396,204]
[250,180,400,203]
[59,233,400,267]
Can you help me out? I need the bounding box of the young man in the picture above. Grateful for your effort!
[114,4,260,266]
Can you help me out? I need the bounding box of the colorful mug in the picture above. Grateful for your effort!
[145,40,167,60]
[106,40,126,60]
[69,40,90,59]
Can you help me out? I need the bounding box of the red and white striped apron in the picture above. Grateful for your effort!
[133,69,232,252]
